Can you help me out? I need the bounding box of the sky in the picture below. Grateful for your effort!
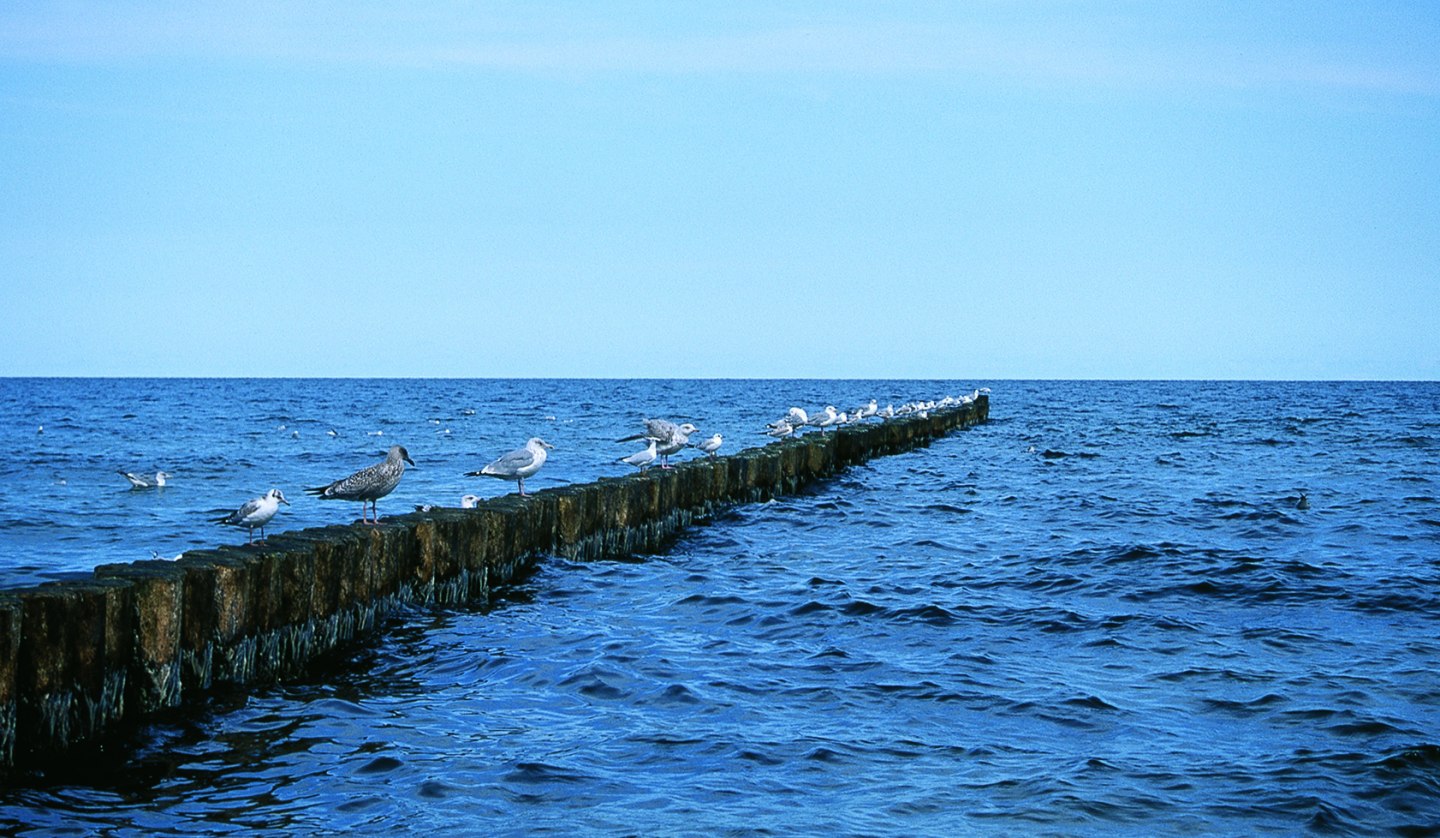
[2,2,1437,379]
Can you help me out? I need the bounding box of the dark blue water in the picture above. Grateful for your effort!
[3,379,1439,835]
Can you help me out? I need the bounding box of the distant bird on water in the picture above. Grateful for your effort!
[467,437,553,497]
[695,433,723,457]
[1296,492,1310,511]
[118,470,169,489]
[217,488,289,545]
[306,445,415,524]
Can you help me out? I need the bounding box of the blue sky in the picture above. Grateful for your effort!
[2,2,1437,379]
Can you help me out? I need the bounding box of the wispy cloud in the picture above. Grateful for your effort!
[3,2,1436,98]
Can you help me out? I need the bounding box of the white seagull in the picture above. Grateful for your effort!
[810,406,839,433]
[217,488,289,545]
[619,438,658,471]
[764,421,795,439]
[461,494,481,509]
[619,419,698,469]
[695,433,723,457]
[467,437,553,497]
[306,445,415,524]
[118,470,169,489]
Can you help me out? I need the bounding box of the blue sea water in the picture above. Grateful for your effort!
[1,378,1439,836]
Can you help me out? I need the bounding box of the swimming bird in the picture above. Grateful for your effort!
[467,437,552,497]
[695,433,723,457]
[1296,492,1310,510]
[306,445,415,524]
[118,470,169,489]
[217,488,289,545]
[619,438,658,471]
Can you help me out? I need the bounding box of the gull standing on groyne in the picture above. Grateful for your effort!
[217,488,289,545]
[306,445,415,524]
[695,433,723,457]
[810,406,839,433]
[619,419,698,469]
[619,438,658,471]
[467,437,553,497]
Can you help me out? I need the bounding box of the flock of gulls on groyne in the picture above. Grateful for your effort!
[116,391,987,547]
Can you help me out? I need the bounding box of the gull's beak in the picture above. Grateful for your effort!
[544,441,555,450]
[405,456,417,467]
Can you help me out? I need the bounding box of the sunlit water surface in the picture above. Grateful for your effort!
[2,379,1438,835]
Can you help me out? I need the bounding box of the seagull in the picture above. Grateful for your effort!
[461,494,481,509]
[695,433,723,457]
[467,437,553,497]
[619,438,658,471]
[763,421,795,439]
[655,423,699,468]
[810,406,839,433]
[860,399,878,419]
[306,445,415,524]
[1296,492,1310,510]
[118,470,169,489]
[619,419,697,468]
[217,488,289,545]
[786,407,809,427]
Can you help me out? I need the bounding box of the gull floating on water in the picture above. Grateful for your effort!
[217,488,289,545]
[467,437,553,497]
[619,438,658,471]
[306,445,414,524]
[118,470,169,489]
[695,433,723,457]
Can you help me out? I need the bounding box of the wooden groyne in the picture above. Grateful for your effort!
[0,397,987,771]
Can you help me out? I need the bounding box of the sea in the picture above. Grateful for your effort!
[0,378,1437,836]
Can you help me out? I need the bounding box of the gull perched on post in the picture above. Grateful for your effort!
[619,438,658,471]
[306,445,415,524]
[810,406,839,434]
[618,419,698,469]
[763,421,795,440]
[695,433,723,457]
[217,488,289,545]
[467,437,553,497]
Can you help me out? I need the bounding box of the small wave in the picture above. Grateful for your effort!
[503,761,591,784]
[1202,693,1288,714]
